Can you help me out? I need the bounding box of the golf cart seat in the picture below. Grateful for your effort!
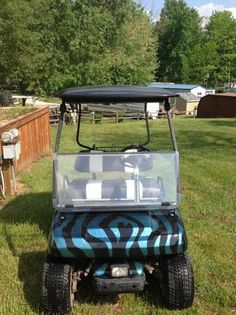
[67,177,161,201]
[65,153,161,202]
[74,153,153,173]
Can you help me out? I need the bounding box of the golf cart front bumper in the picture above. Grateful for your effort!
[48,209,187,259]
[93,261,146,294]
[94,274,146,294]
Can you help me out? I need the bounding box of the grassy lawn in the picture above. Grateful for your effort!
[0,106,35,124]
[38,97,60,104]
[0,118,235,314]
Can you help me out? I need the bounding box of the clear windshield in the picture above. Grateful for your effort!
[53,152,180,211]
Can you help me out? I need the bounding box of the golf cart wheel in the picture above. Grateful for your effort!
[159,253,194,310]
[41,261,75,314]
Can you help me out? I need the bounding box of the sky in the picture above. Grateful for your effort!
[135,0,236,19]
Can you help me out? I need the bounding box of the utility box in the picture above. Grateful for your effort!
[2,145,15,159]
[1,128,21,196]
[1,129,21,160]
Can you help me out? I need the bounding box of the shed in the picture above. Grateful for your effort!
[175,93,199,114]
[197,93,236,118]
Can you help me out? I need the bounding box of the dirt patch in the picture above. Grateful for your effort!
[16,181,29,195]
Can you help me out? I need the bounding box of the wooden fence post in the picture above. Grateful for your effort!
[91,112,95,124]
[2,159,12,195]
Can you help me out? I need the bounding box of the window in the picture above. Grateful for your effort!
[53,152,180,211]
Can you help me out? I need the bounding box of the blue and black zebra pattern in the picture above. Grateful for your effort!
[49,209,187,259]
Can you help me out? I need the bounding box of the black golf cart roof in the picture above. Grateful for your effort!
[59,86,178,103]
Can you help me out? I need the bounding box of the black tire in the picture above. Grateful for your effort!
[158,253,194,310]
[41,261,75,314]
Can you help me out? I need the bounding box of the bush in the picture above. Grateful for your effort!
[94,112,102,124]
[118,110,125,122]
[0,90,13,107]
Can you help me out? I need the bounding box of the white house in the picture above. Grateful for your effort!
[149,83,214,98]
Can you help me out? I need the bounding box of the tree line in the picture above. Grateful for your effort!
[156,0,236,88]
[0,0,157,95]
[0,0,235,96]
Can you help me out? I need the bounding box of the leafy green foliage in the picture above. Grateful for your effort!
[155,0,236,87]
[0,90,13,107]
[0,0,157,95]
[0,0,39,93]
[156,0,202,82]
[205,11,236,87]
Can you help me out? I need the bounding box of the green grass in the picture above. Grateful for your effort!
[38,97,60,104]
[0,118,236,315]
[0,106,35,123]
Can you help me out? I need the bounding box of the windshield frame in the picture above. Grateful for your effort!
[75,103,151,151]
[53,151,181,212]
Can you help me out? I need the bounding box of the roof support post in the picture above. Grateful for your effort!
[76,104,92,150]
[164,99,181,194]
[54,100,66,153]
[165,100,178,152]
[143,103,150,146]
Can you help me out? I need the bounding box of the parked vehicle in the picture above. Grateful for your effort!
[41,86,194,314]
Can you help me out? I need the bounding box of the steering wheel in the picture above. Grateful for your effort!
[120,145,152,170]
[121,144,150,152]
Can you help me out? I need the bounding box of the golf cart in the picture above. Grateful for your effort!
[41,86,194,313]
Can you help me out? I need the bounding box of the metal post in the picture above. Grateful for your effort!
[54,101,66,153]
[164,99,181,194]
[165,99,178,152]
[143,103,150,146]
[76,104,92,150]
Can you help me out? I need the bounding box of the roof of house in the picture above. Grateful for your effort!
[179,93,200,102]
[149,82,204,90]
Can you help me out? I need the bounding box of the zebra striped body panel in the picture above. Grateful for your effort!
[48,209,187,259]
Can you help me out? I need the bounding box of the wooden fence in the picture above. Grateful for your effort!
[49,108,142,125]
[0,106,50,194]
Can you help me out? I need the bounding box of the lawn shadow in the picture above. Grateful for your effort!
[140,273,164,309]
[176,130,236,152]
[75,272,164,309]
[1,192,167,312]
[205,119,236,128]
[18,251,46,312]
[18,252,118,313]
[0,192,53,237]
[76,275,120,306]
[0,192,53,313]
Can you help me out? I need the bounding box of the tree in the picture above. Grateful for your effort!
[204,11,236,88]
[155,0,202,83]
[188,41,219,86]
[0,0,40,93]
[0,0,157,95]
